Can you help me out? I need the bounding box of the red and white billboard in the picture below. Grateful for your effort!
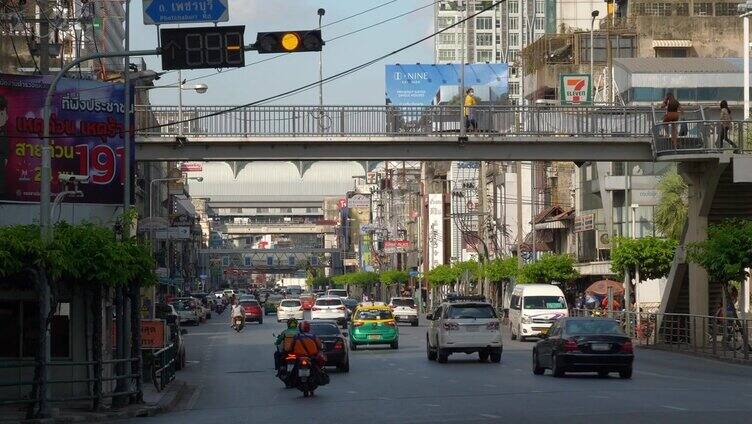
[180,162,203,172]
[384,239,411,253]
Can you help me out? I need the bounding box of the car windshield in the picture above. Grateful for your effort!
[240,301,259,307]
[392,299,415,307]
[328,290,347,297]
[310,323,341,336]
[445,304,496,319]
[268,295,284,301]
[343,299,358,308]
[172,302,190,311]
[280,300,301,307]
[357,309,393,320]
[523,296,566,310]
[316,299,343,306]
[566,320,623,335]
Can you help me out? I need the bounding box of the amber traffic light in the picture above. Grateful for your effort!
[255,30,324,54]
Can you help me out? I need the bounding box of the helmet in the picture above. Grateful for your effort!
[298,320,311,333]
[287,318,299,329]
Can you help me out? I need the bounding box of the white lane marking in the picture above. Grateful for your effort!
[186,360,201,364]
[661,405,688,411]
[425,404,440,407]
[479,414,501,419]
[589,395,610,399]
[347,390,358,394]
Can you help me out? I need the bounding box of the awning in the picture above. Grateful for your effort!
[652,40,692,49]
[534,221,568,230]
[174,197,197,217]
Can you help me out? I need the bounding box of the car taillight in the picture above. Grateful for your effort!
[443,321,459,331]
[299,307,304,311]
[564,338,580,353]
[352,321,364,327]
[620,340,633,354]
[385,321,396,327]
[486,321,499,330]
[334,341,343,350]
[300,358,310,366]
[336,306,345,310]
[285,354,297,361]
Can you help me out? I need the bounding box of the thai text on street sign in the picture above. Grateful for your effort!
[143,0,229,25]
[141,319,167,349]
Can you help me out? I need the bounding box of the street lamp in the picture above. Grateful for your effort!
[318,8,325,109]
[590,10,600,83]
[739,2,752,119]
[137,81,209,135]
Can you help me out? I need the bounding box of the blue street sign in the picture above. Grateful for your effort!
[143,0,229,25]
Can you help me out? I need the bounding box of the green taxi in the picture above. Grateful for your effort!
[264,294,284,315]
[349,305,399,350]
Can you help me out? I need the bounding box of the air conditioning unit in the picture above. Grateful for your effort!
[596,230,611,250]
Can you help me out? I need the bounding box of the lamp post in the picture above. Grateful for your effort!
[740,3,752,119]
[590,10,600,83]
[318,8,325,111]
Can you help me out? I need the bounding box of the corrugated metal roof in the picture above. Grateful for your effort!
[614,58,741,74]
[651,39,692,48]
[186,161,364,202]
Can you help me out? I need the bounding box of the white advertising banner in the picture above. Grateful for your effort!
[428,194,444,270]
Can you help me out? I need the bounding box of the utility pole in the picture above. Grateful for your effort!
[516,162,523,267]
[478,161,488,297]
[459,0,468,139]
[38,0,51,73]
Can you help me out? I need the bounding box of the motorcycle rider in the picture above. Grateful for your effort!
[275,318,300,371]
[290,321,328,386]
[229,299,246,328]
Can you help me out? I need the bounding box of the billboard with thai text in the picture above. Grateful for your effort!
[0,74,132,204]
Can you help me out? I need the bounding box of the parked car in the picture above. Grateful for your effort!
[509,284,568,341]
[532,317,634,379]
[426,295,502,363]
[310,320,350,372]
[171,299,200,326]
[388,297,419,326]
[277,299,305,322]
[174,297,207,322]
[349,304,398,350]
[155,303,187,370]
[241,299,264,324]
[311,296,348,327]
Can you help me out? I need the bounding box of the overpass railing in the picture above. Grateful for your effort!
[653,120,752,156]
[135,105,654,138]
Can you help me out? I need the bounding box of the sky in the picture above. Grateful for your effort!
[130,0,435,106]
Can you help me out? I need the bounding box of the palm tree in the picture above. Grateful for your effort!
[655,167,688,241]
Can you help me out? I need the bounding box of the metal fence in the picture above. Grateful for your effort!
[135,105,655,138]
[149,344,176,393]
[573,309,752,363]
[653,120,752,156]
[0,356,140,409]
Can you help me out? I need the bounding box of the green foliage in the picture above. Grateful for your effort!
[379,270,409,286]
[688,219,752,283]
[427,264,456,287]
[519,253,579,284]
[331,274,349,287]
[655,168,688,241]
[482,257,519,283]
[452,260,481,282]
[309,275,332,288]
[0,223,156,287]
[610,236,677,279]
[332,271,380,287]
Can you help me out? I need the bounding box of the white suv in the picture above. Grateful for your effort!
[276,299,305,322]
[426,296,502,363]
[389,297,419,326]
[311,296,348,327]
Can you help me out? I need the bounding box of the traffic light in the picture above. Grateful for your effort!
[254,30,324,54]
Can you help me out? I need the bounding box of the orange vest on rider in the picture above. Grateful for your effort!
[291,334,321,357]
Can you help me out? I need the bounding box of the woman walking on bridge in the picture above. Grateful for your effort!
[661,93,682,148]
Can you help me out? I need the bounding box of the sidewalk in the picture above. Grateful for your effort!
[0,380,190,424]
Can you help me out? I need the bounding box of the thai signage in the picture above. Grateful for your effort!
[141,319,167,349]
[0,74,132,204]
[384,239,411,253]
[559,74,592,105]
[428,194,444,269]
[574,214,595,233]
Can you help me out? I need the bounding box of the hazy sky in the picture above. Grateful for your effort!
[130,0,435,105]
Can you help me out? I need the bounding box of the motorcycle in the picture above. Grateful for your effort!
[232,316,245,332]
[291,356,319,397]
[276,352,297,388]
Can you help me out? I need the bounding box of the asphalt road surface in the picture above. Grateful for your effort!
[119,310,752,424]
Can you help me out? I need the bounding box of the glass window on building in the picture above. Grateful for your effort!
[438,49,456,61]
[509,82,520,95]
[693,2,713,15]
[305,207,319,213]
[508,0,519,14]
[437,17,454,28]
[0,301,70,358]
[257,207,269,213]
[534,16,545,31]
[280,207,292,213]
[715,2,740,15]
[508,49,518,62]
[535,0,545,14]
[439,1,459,11]
[675,2,689,15]
[509,17,519,30]
[476,16,493,30]
[476,33,493,46]
[509,32,519,47]
[438,33,455,45]
[477,50,493,62]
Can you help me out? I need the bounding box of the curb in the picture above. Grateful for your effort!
[14,380,190,424]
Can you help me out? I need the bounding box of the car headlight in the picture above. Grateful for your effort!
[521,316,532,324]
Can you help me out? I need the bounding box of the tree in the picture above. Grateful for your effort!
[483,257,519,284]
[610,236,677,279]
[379,270,409,286]
[519,253,579,284]
[452,260,481,282]
[655,168,688,241]
[427,264,455,287]
[688,219,752,284]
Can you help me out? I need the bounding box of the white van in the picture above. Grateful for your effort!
[509,284,568,341]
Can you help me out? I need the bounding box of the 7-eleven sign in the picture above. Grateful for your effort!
[560,74,592,105]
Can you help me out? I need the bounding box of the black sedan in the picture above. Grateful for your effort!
[309,320,350,372]
[532,317,634,379]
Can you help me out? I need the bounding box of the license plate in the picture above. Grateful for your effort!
[299,368,310,377]
[400,316,410,320]
[465,325,480,332]
[286,364,294,372]
[591,343,611,351]
[368,334,381,340]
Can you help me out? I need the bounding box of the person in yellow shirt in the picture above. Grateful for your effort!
[464,88,477,132]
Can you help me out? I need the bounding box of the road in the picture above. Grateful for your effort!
[120,311,752,424]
